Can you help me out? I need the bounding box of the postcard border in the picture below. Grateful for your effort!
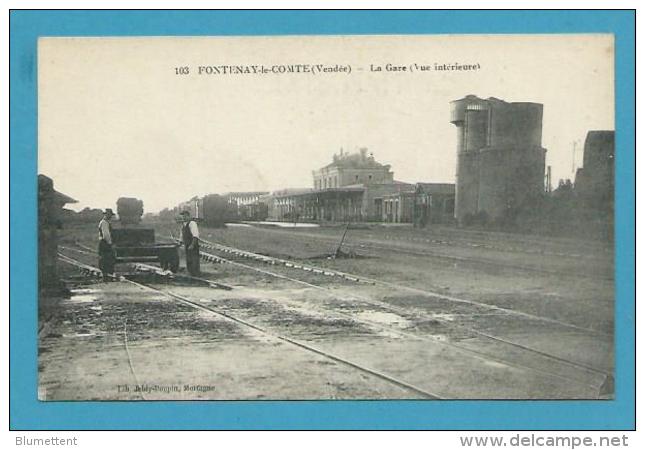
[9,9,636,430]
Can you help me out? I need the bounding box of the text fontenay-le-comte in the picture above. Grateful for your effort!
[15,436,78,446]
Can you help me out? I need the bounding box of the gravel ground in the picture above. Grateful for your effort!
[38,220,614,400]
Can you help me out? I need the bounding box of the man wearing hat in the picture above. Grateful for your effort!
[180,211,200,276]
[98,208,116,281]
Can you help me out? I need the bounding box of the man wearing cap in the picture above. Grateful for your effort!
[98,209,116,281]
[180,211,200,276]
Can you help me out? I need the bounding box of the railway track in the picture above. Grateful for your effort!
[64,238,612,340]
[67,242,233,290]
[228,226,613,281]
[191,246,611,390]
[57,251,611,398]
[56,252,442,399]
[356,241,613,281]
[195,237,611,338]
[134,281,446,399]
[382,235,609,260]
[57,243,613,397]
[249,223,612,260]
[189,238,374,284]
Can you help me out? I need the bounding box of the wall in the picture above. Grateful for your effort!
[38,175,76,294]
[362,183,414,220]
[478,145,546,221]
[575,130,615,211]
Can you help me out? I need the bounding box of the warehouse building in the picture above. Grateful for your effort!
[574,130,615,212]
[413,183,456,227]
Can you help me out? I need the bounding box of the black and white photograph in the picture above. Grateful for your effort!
[37,34,615,401]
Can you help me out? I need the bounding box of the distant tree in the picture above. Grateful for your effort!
[158,207,177,221]
[78,207,104,223]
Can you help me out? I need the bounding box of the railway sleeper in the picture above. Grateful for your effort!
[194,238,374,284]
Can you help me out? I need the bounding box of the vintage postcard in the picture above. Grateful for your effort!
[36,34,615,402]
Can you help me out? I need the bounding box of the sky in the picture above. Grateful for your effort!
[38,35,614,213]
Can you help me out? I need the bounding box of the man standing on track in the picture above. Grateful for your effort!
[97,208,116,281]
[180,210,201,276]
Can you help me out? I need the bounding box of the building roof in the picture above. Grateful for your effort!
[415,183,455,195]
[319,149,391,171]
[315,186,365,194]
[380,190,416,198]
[38,174,78,204]
[54,191,78,205]
[451,95,541,107]
[223,191,270,197]
[272,188,314,198]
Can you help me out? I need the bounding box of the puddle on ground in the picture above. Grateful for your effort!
[69,288,99,295]
[196,310,226,322]
[483,360,508,369]
[62,294,98,304]
[355,311,411,327]
[429,313,456,322]
[250,221,320,228]
[62,332,96,338]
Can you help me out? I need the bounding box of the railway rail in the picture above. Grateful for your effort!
[190,246,611,392]
[191,238,373,284]
[56,252,442,399]
[62,244,234,290]
[194,237,611,338]
[378,232,610,260]
[229,226,613,281]
[246,222,612,260]
[65,238,612,339]
[56,244,613,398]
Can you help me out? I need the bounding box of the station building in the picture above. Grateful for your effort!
[312,148,394,189]
[266,149,454,224]
[177,149,456,226]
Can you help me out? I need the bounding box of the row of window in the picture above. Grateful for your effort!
[316,176,338,190]
[315,173,375,189]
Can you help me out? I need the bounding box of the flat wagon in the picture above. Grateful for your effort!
[112,228,180,272]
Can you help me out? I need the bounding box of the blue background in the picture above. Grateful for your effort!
[9,10,635,430]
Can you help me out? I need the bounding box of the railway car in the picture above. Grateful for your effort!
[200,194,238,227]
